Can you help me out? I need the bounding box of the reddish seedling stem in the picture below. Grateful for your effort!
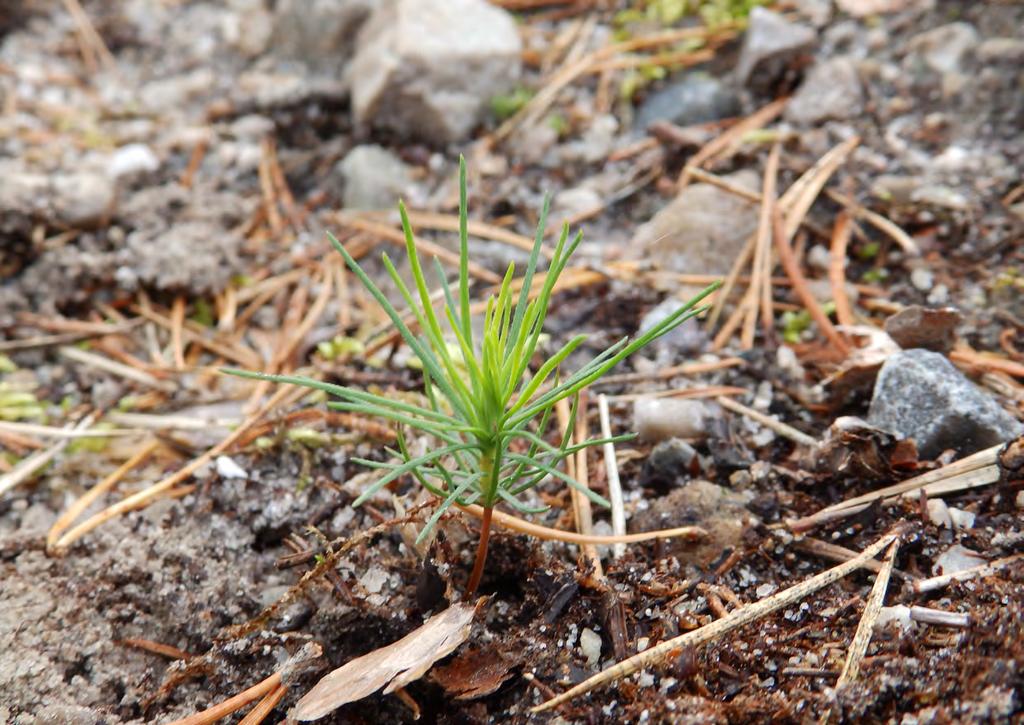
[465,506,493,596]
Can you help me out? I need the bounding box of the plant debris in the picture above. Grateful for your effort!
[293,601,478,721]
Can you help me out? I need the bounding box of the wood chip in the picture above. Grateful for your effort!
[293,602,478,721]
[431,646,519,700]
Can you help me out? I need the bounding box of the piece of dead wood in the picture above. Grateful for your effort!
[531,530,899,712]
[59,345,177,393]
[913,553,1024,594]
[677,97,788,189]
[829,212,856,328]
[431,646,520,700]
[775,211,851,357]
[789,454,1002,534]
[825,189,920,257]
[166,643,322,725]
[557,395,602,579]
[837,538,899,686]
[293,601,479,721]
[458,502,705,545]
[795,536,916,582]
[715,395,816,447]
[598,394,626,558]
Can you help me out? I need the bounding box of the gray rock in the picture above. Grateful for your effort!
[932,544,986,576]
[868,349,1023,459]
[911,185,969,211]
[1,169,116,228]
[560,113,619,164]
[639,296,707,353]
[791,0,832,27]
[122,221,243,294]
[785,57,863,124]
[224,0,273,57]
[336,144,412,210]
[884,305,961,353]
[735,7,816,89]
[0,169,48,226]
[871,175,970,211]
[907,22,979,74]
[348,0,521,144]
[635,73,741,130]
[271,0,372,71]
[552,187,601,220]
[977,37,1024,63]
[641,438,698,489]
[627,170,760,274]
[634,398,720,442]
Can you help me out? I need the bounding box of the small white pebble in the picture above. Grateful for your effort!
[927,498,952,528]
[933,544,986,576]
[579,628,602,667]
[633,397,712,441]
[947,506,975,531]
[876,605,913,632]
[359,567,389,594]
[108,143,159,178]
[215,455,248,479]
[806,244,832,272]
[910,267,934,291]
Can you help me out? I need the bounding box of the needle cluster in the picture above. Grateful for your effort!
[228,157,718,592]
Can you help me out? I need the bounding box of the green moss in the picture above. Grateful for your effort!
[316,336,365,361]
[491,87,534,121]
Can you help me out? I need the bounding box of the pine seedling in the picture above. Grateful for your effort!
[226,157,719,595]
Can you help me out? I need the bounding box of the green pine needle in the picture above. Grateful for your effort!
[224,156,720,544]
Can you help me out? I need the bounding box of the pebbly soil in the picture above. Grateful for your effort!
[2,1,1023,724]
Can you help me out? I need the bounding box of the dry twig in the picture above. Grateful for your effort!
[60,346,176,393]
[532,531,898,712]
[598,394,626,558]
[791,443,1004,532]
[716,395,816,447]
[913,553,1024,594]
[458,503,705,546]
[557,395,603,578]
[837,538,899,686]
